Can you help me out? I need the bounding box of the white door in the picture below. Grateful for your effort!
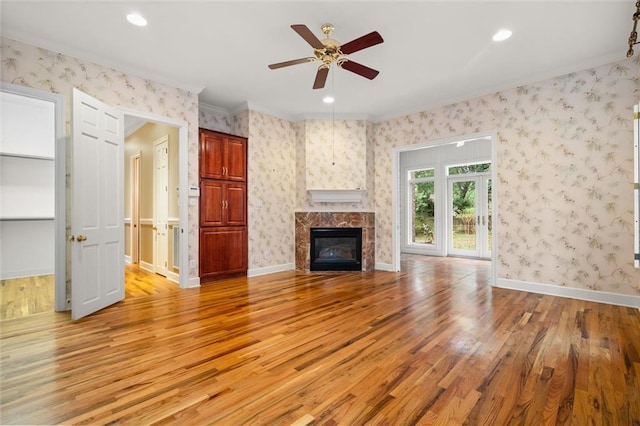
[448,175,492,259]
[131,153,140,263]
[71,88,124,320]
[153,136,169,277]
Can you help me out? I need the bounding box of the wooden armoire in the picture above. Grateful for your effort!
[199,128,248,282]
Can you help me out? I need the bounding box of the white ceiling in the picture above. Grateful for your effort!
[1,1,634,121]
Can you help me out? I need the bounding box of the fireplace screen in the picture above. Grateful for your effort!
[310,227,362,271]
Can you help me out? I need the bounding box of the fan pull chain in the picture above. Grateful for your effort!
[332,70,335,166]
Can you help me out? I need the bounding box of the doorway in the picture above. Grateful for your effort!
[393,131,498,281]
[0,83,65,318]
[124,121,182,284]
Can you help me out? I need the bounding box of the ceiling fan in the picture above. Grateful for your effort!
[268,23,384,89]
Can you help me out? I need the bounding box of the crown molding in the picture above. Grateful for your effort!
[199,102,230,116]
[230,101,294,122]
[291,112,372,122]
[230,101,373,123]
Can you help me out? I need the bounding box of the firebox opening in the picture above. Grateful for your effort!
[310,227,362,271]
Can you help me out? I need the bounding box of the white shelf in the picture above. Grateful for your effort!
[0,217,55,221]
[308,189,366,203]
[0,151,54,161]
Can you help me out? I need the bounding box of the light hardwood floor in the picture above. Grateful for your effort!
[0,274,54,320]
[1,256,639,425]
[0,265,178,320]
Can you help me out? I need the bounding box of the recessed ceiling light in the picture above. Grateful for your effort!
[323,96,335,104]
[492,29,512,42]
[127,13,147,27]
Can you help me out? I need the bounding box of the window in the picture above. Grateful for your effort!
[408,168,436,245]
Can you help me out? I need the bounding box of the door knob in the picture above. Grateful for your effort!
[76,235,87,242]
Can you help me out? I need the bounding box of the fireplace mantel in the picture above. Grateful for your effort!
[307,189,365,203]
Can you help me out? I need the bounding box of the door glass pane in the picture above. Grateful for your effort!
[410,180,435,245]
[452,180,476,250]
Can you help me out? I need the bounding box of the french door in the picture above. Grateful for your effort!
[448,175,492,258]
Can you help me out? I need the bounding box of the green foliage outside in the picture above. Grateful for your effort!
[412,163,491,247]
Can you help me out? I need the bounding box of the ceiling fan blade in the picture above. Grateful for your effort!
[268,57,314,69]
[340,31,384,55]
[340,60,379,80]
[313,67,329,89]
[291,24,324,50]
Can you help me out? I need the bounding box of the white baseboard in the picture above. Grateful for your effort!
[375,262,395,272]
[139,261,154,274]
[495,278,640,309]
[186,276,200,288]
[165,271,179,284]
[0,268,54,280]
[248,263,295,277]
[124,255,132,265]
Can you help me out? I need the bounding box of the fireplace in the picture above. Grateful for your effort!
[310,227,362,271]
[295,212,374,272]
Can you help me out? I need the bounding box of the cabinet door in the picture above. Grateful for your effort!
[199,228,247,277]
[225,137,247,181]
[226,183,246,226]
[200,131,224,179]
[200,180,224,226]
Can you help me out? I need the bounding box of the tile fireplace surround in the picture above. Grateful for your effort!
[295,212,375,272]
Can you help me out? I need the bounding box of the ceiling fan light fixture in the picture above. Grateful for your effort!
[126,13,147,27]
[323,96,335,104]
[492,29,512,42]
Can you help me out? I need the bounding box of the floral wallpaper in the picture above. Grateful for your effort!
[0,37,201,290]
[305,119,367,190]
[375,56,640,296]
[199,104,231,133]
[296,119,375,211]
[243,110,296,269]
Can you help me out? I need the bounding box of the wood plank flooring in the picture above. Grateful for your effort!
[1,256,639,425]
[0,274,54,319]
[0,265,178,320]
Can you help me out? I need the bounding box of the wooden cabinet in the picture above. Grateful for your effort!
[200,181,246,227]
[199,128,248,281]
[200,131,247,181]
[199,228,247,278]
